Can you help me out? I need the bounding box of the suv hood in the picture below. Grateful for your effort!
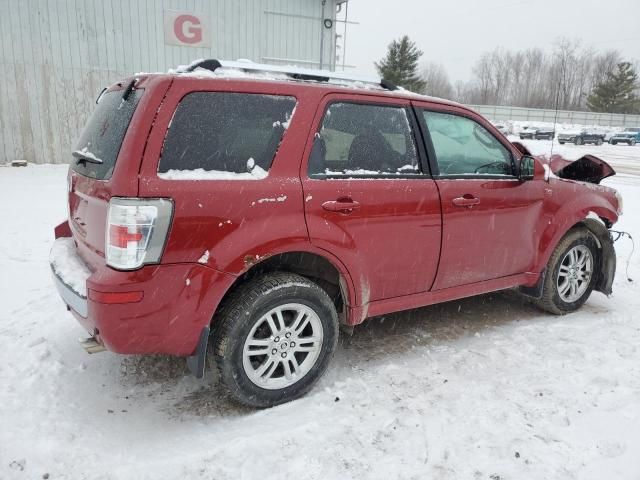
[512,141,616,184]
[551,154,616,184]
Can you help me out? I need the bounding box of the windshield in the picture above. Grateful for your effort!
[71,88,143,180]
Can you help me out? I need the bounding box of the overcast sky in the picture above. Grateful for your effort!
[342,0,640,81]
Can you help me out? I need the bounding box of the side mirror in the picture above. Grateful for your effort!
[518,155,547,182]
[518,155,535,180]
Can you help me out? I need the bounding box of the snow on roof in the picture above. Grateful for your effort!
[159,59,464,108]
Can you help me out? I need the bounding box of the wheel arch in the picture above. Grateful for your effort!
[524,208,617,299]
[212,248,357,328]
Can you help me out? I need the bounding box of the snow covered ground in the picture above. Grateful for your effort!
[1,154,639,479]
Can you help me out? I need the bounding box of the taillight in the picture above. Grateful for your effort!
[106,198,173,270]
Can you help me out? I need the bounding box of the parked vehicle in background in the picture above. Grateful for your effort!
[558,130,605,145]
[621,128,640,143]
[519,127,555,140]
[609,132,638,145]
[49,59,622,408]
[492,122,509,136]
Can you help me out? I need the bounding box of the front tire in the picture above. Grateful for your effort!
[535,228,599,315]
[212,272,339,408]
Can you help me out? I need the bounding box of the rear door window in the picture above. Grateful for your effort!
[308,102,420,176]
[158,93,296,179]
[72,89,143,180]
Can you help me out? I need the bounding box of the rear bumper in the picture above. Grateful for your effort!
[52,271,88,317]
[50,237,236,356]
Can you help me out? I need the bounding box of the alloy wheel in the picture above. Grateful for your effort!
[242,303,324,390]
[557,245,593,303]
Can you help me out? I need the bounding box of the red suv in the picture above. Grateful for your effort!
[50,60,622,407]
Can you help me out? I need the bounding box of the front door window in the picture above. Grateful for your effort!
[423,111,513,176]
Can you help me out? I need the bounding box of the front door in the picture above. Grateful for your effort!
[301,95,442,304]
[414,104,545,290]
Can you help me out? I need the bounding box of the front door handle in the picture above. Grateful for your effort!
[452,195,480,207]
[322,198,361,214]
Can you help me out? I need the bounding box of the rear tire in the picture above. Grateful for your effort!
[212,272,339,408]
[535,228,599,315]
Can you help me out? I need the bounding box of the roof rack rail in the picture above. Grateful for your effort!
[179,59,398,91]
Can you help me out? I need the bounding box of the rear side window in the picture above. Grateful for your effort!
[308,102,420,176]
[158,93,296,179]
[72,89,143,180]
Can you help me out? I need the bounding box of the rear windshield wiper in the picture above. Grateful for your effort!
[122,78,137,101]
[72,149,103,165]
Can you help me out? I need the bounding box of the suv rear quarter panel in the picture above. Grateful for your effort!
[138,79,327,275]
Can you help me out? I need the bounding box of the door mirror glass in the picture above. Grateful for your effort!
[519,155,535,180]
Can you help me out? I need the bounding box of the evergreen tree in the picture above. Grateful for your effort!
[375,36,426,93]
[587,62,639,113]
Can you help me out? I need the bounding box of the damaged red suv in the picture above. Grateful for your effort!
[50,60,622,407]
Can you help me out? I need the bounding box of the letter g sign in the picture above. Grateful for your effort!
[174,15,202,44]
[164,10,210,47]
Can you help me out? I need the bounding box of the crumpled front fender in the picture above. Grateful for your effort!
[519,218,616,299]
[583,218,616,296]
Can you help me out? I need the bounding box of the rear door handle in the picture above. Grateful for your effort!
[452,195,480,207]
[321,199,361,214]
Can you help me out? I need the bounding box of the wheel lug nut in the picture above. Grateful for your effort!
[274,336,280,342]
[290,341,296,347]
[285,332,291,338]
[281,352,287,358]
[272,349,277,355]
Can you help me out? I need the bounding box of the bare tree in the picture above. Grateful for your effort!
[456,39,624,111]
[421,62,454,99]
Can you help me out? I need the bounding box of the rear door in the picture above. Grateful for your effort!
[68,77,170,268]
[414,102,545,290]
[301,94,442,305]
